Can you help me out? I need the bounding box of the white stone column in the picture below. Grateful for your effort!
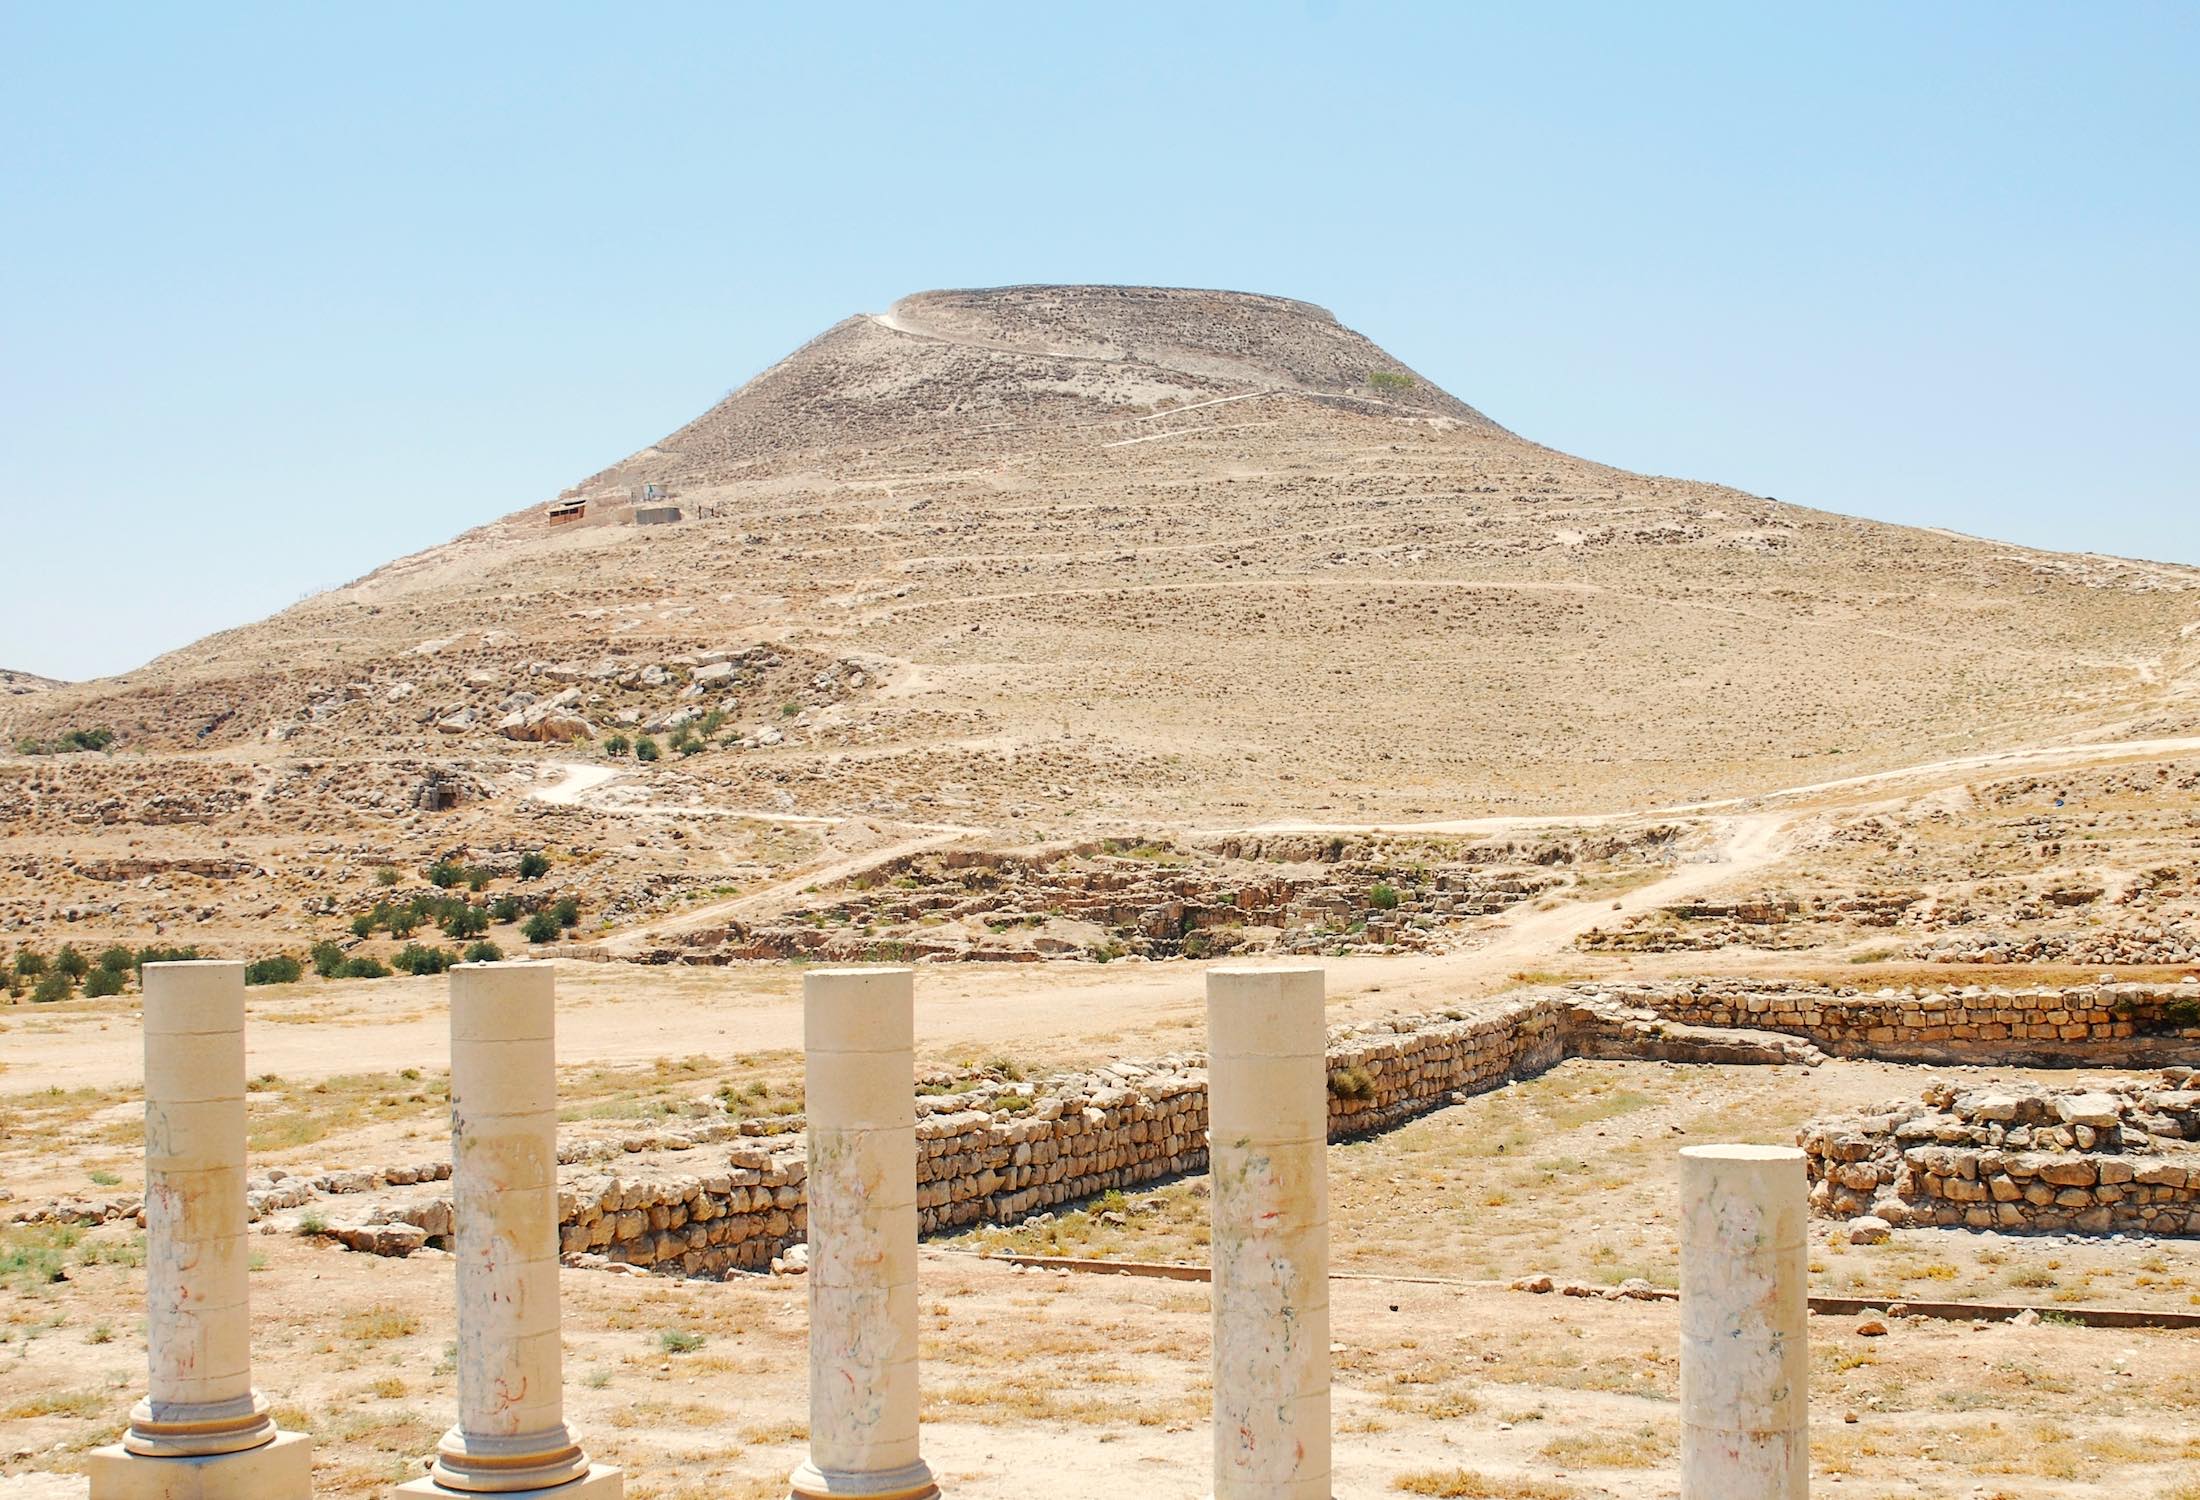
[1207,965,1330,1500]
[88,959,313,1500]
[402,962,619,1500]
[1679,1144,1810,1500]
[789,967,936,1500]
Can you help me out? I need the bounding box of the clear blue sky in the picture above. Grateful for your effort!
[4,3,2195,681]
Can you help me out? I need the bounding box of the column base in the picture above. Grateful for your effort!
[788,1459,937,1500]
[88,1429,313,1500]
[396,1463,623,1500]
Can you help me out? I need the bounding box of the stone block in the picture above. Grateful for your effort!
[88,1431,312,1500]
[393,1464,622,1500]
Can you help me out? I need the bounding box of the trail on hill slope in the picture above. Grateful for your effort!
[15,732,2200,1092]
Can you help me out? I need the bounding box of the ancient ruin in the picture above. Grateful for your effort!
[86,961,313,1500]
[1678,1145,1808,1498]
[399,963,619,1500]
[788,968,935,1500]
[1207,966,1331,1500]
[7,281,2200,1499]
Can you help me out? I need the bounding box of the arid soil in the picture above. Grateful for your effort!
[7,1052,2198,1500]
[6,286,2200,1499]
[5,286,2199,963]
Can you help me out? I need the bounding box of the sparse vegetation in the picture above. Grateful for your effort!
[1394,1472,1575,1499]
[244,954,304,986]
[393,943,459,976]
[341,1304,420,1342]
[15,726,117,755]
[1329,1066,1375,1101]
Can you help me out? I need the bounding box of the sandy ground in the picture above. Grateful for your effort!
[6,1059,2197,1500]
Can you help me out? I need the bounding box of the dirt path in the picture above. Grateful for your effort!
[12,734,2196,1097]
[0,813,1786,1093]
[596,827,970,954]
[526,761,841,827]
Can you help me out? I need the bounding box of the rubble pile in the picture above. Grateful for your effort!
[1802,1072,2200,1236]
[642,838,1570,965]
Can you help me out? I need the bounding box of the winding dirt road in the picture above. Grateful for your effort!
[10,732,2191,1094]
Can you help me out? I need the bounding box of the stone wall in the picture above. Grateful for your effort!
[1801,1073,2200,1236]
[63,975,2198,1276]
[545,992,1821,1277]
[1572,978,2200,1066]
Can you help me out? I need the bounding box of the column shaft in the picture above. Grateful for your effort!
[433,962,588,1494]
[130,960,274,1457]
[790,967,936,1500]
[1679,1144,1810,1499]
[1207,965,1330,1500]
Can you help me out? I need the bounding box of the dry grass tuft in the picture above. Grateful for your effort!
[341,1303,421,1342]
[1394,1470,1579,1499]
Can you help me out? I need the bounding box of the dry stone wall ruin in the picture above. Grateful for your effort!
[1802,1072,2200,1236]
[1570,978,2200,1066]
[29,979,2197,1277]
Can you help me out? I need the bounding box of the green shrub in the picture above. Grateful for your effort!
[387,909,418,939]
[17,726,120,754]
[602,734,630,757]
[657,1329,706,1355]
[634,736,660,762]
[517,851,550,881]
[13,949,46,979]
[32,971,74,1003]
[1368,369,1415,391]
[310,941,348,979]
[489,896,521,923]
[133,944,199,970]
[442,904,490,940]
[350,912,377,939]
[465,866,491,893]
[339,956,391,980]
[96,946,135,974]
[780,702,800,718]
[672,728,703,756]
[551,896,581,928]
[374,866,401,887]
[243,956,303,986]
[426,861,466,890]
[1369,883,1401,911]
[82,967,127,998]
[463,941,504,964]
[393,943,458,976]
[521,912,562,944]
